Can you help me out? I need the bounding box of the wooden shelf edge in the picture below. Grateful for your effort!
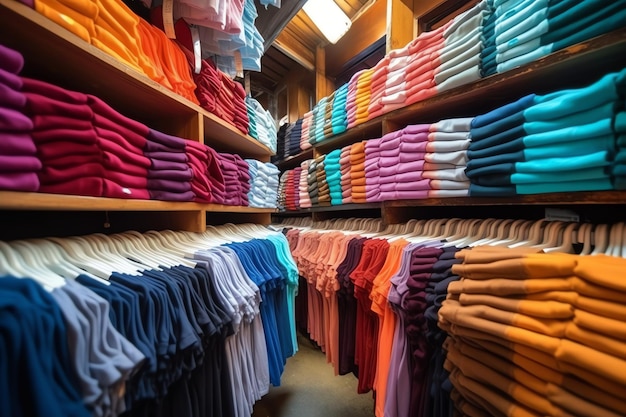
[201,112,274,157]
[0,192,277,213]
[276,203,382,214]
[382,192,626,207]
[274,149,315,169]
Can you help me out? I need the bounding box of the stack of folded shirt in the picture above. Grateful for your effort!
[349,141,367,203]
[276,170,288,210]
[480,0,497,77]
[363,136,382,202]
[435,0,488,93]
[369,42,412,117]
[144,128,195,201]
[282,168,299,211]
[377,126,430,201]
[299,159,312,209]
[307,158,319,206]
[424,118,473,198]
[494,0,626,74]
[309,97,327,145]
[441,248,626,417]
[283,123,294,158]
[331,83,349,135]
[273,123,288,163]
[139,16,200,104]
[23,78,115,198]
[344,71,361,130]
[245,96,277,153]
[611,71,626,189]
[467,69,624,196]
[340,145,353,204]
[30,0,200,102]
[324,149,343,205]
[289,119,303,156]
[300,111,313,151]
[245,159,280,208]
[322,91,336,140]
[315,155,331,206]
[0,44,41,192]
[347,69,375,129]
[217,152,250,206]
[246,97,258,140]
[400,19,454,106]
[183,46,249,134]
[366,57,391,120]
[184,139,225,204]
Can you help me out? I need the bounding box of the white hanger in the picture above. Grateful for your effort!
[76,234,147,274]
[0,240,65,290]
[47,236,119,279]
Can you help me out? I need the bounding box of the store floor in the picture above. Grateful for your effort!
[251,332,375,417]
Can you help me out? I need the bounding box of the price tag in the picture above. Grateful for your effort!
[191,25,202,74]
[162,0,176,39]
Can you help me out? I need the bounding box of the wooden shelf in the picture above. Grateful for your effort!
[277,203,382,214]
[0,0,273,159]
[0,192,276,213]
[382,192,626,208]
[274,149,315,170]
[202,113,274,158]
[314,119,384,154]
[0,0,201,121]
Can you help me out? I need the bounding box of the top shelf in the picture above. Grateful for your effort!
[276,27,626,162]
[0,0,272,158]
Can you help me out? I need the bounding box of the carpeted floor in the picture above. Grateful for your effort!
[251,332,375,417]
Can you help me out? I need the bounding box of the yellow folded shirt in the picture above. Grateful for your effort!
[35,0,95,42]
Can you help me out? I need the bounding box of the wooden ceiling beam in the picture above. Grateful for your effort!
[273,32,316,71]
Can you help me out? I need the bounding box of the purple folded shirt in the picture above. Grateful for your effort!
[0,171,39,191]
[0,132,37,155]
[0,154,42,173]
[145,151,188,163]
[149,189,195,201]
[147,168,193,181]
[147,178,192,192]
[147,128,187,150]
[0,69,22,94]
[0,82,26,109]
[0,44,24,74]
[0,106,33,131]
[150,158,189,171]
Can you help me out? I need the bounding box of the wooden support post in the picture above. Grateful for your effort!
[386,0,415,53]
[315,45,334,101]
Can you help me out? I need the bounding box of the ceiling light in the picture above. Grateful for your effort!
[303,0,352,44]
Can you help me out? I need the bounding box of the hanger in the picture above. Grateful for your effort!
[443,218,482,248]
[47,236,117,280]
[606,222,624,257]
[75,234,146,275]
[576,223,594,255]
[0,240,65,290]
[543,222,578,254]
[509,219,547,248]
[590,223,609,255]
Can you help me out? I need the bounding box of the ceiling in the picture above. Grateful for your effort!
[250,0,376,97]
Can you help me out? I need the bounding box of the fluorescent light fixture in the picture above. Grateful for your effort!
[303,0,352,44]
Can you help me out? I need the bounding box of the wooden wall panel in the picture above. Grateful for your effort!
[324,0,387,77]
